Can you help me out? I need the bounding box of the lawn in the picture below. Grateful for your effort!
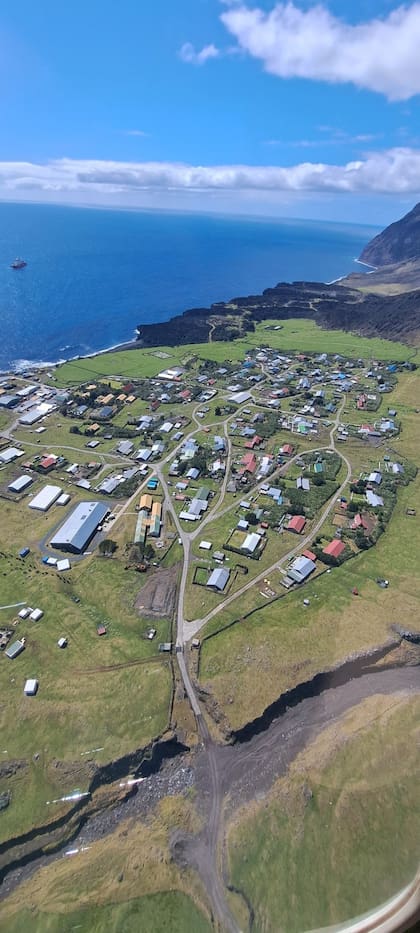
[227,693,420,932]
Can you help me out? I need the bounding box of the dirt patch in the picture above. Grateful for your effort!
[47,758,97,785]
[135,564,179,618]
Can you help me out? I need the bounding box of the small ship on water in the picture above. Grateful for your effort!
[10,258,27,269]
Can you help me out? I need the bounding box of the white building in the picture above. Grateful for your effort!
[241,532,262,555]
[0,447,24,463]
[29,485,62,512]
[29,608,44,621]
[24,679,39,696]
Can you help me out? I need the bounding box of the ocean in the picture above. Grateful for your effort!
[0,202,378,373]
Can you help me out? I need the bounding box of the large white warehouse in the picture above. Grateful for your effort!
[50,501,109,553]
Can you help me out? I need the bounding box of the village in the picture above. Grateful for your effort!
[0,321,418,923]
[0,344,415,671]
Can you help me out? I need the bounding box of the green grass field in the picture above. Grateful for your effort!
[0,895,213,933]
[53,346,194,385]
[0,496,173,841]
[228,693,420,932]
[53,319,415,387]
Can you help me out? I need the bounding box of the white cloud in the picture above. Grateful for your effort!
[0,149,419,199]
[220,2,420,100]
[178,42,220,65]
[123,129,150,137]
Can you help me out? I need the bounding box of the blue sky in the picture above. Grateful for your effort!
[1,0,420,222]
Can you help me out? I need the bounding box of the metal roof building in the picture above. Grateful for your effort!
[366,490,384,508]
[0,447,24,463]
[98,476,120,495]
[5,639,25,660]
[189,498,208,516]
[0,394,20,408]
[207,568,230,591]
[50,501,109,553]
[296,476,310,491]
[19,407,45,425]
[323,539,345,559]
[29,485,62,511]
[288,555,316,583]
[241,532,262,554]
[56,493,71,506]
[117,440,134,456]
[287,515,306,534]
[8,475,33,493]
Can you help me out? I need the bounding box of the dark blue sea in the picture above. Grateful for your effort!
[0,202,378,372]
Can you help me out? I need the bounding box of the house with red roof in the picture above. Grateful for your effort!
[323,539,345,559]
[302,549,316,561]
[351,513,369,531]
[287,515,306,534]
[244,434,263,450]
[240,452,257,474]
[39,454,58,473]
[281,443,294,456]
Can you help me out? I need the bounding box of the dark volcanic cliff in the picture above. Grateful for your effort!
[359,202,420,266]
[137,280,420,348]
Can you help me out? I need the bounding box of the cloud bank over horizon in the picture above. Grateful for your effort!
[0,149,420,200]
[218,1,420,100]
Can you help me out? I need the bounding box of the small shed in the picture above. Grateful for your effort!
[97,624,107,636]
[24,678,39,696]
[29,608,44,621]
[56,559,71,572]
[56,493,71,506]
[18,607,31,619]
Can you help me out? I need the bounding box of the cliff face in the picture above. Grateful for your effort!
[359,202,420,267]
[137,280,420,349]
